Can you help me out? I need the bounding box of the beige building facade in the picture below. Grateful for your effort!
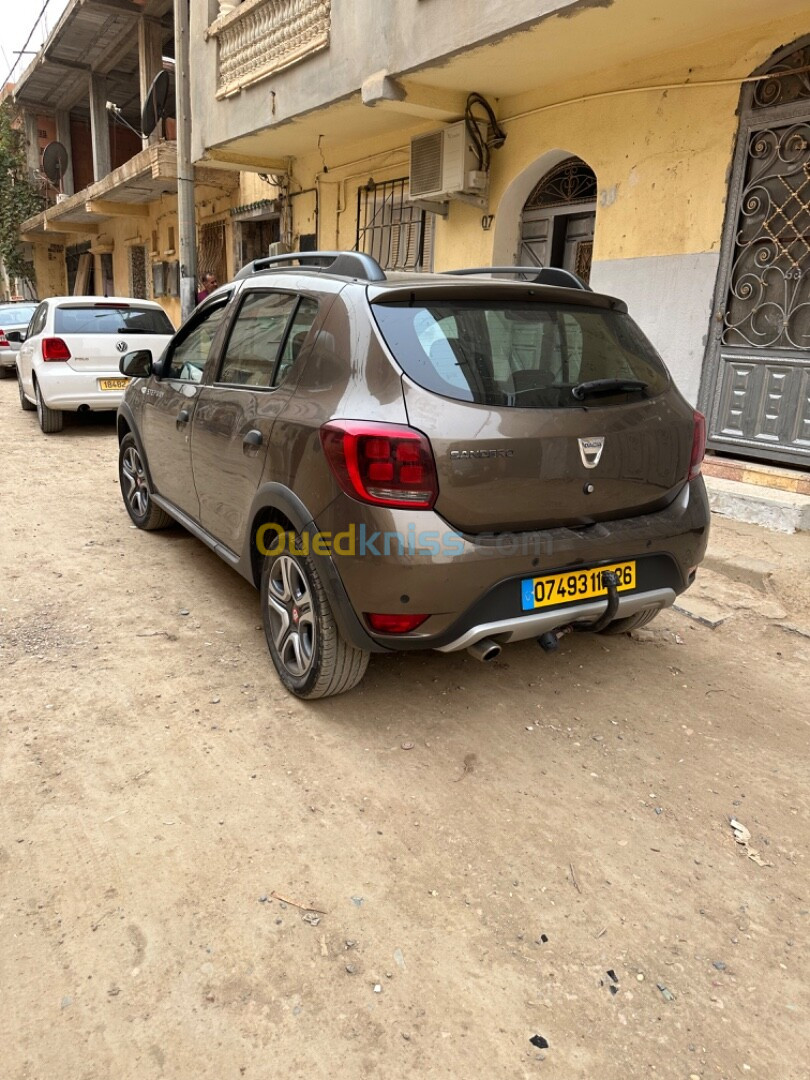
[190,0,810,469]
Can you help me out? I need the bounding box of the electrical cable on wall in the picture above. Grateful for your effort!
[464,92,507,172]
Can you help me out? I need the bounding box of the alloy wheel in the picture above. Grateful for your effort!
[266,555,317,678]
[121,445,150,518]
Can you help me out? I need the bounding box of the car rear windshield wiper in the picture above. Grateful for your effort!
[571,378,649,400]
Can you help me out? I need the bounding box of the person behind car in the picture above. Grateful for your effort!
[196,273,218,305]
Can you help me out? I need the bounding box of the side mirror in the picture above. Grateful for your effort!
[120,349,153,378]
[6,330,25,343]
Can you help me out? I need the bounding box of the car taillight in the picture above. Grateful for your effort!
[0,330,8,348]
[42,337,71,362]
[320,420,438,509]
[365,613,429,634]
[689,410,706,480]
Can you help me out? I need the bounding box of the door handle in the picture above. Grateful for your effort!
[243,429,263,448]
[177,409,190,425]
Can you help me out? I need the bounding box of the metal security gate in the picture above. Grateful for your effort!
[518,157,596,283]
[129,246,148,299]
[356,178,434,271]
[701,41,810,467]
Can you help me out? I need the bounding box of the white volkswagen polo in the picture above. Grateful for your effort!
[16,296,175,433]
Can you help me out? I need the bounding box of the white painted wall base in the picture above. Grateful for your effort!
[589,252,719,406]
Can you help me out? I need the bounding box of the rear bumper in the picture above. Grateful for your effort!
[436,587,676,651]
[36,366,127,410]
[313,477,710,650]
[1,348,20,369]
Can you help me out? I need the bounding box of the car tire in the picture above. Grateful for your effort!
[261,534,370,699]
[35,380,63,433]
[17,371,35,410]
[599,605,660,635]
[118,433,172,530]
[0,365,11,379]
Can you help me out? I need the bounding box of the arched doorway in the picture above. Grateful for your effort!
[518,156,597,283]
[701,39,810,467]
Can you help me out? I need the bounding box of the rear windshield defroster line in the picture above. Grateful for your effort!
[371,299,670,409]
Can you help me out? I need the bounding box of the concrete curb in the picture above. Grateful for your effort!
[704,476,810,534]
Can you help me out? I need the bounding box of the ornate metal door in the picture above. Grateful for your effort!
[701,43,810,466]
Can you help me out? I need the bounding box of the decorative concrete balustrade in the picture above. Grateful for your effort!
[209,0,331,98]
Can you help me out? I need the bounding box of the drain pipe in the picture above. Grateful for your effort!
[174,0,197,322]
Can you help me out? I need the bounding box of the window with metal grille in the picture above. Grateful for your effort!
[525,157,597,210]
[356,178,435,272]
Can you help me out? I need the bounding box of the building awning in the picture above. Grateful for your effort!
[21,143,179,236]
[21,142,239,239]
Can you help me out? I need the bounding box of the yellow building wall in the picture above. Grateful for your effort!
[277,11,808,272]
[30,174,247,328]
[438,12,810,270]
[31,242,68,298]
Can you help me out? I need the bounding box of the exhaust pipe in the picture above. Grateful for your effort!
[467,638,502,663]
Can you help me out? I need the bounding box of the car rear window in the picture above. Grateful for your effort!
[54,305,174,336]
[371,300,670,407]
[0,304,36,324]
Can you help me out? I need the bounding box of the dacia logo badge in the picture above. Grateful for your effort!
[116,340,128,353]
[578,436,605,469]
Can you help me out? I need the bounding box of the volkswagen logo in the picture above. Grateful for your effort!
[116,340,128,353]
[578,436,605,469]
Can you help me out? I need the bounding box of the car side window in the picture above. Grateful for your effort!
[217,291,298,388]
[29,303,48,338]
[274,297,319,386]
[165,301,229,382]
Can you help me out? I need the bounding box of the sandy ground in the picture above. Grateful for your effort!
[1,380,808,1080]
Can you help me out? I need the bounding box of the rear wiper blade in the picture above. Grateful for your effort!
[571,378,648,400]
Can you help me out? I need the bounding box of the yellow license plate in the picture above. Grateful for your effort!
[98,378,129,391]
[521,561,636,611]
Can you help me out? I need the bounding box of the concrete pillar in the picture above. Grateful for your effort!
[175,0,197,321]
[23,110,41,179]
[54,111,75,196]
[88,72,112,181]
[138,17,164,145]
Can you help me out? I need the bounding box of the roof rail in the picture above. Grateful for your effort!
[443,266,592,291]
[234,250,386,282]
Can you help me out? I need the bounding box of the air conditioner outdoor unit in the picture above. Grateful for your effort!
[409,120,489,207]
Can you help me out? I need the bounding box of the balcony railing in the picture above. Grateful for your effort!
[210,0,331,99]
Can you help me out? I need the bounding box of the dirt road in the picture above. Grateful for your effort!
[1,381,808,1080]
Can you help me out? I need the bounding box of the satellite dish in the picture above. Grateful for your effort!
[141,69,171,138]
[42,141,69,188]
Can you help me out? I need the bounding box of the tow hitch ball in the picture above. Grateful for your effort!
[537,570,620,652]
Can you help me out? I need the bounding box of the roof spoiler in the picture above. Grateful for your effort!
[234,250,387,282]
[443,266,592,291]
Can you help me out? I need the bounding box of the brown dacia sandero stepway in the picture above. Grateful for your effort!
[117,251,710,699]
